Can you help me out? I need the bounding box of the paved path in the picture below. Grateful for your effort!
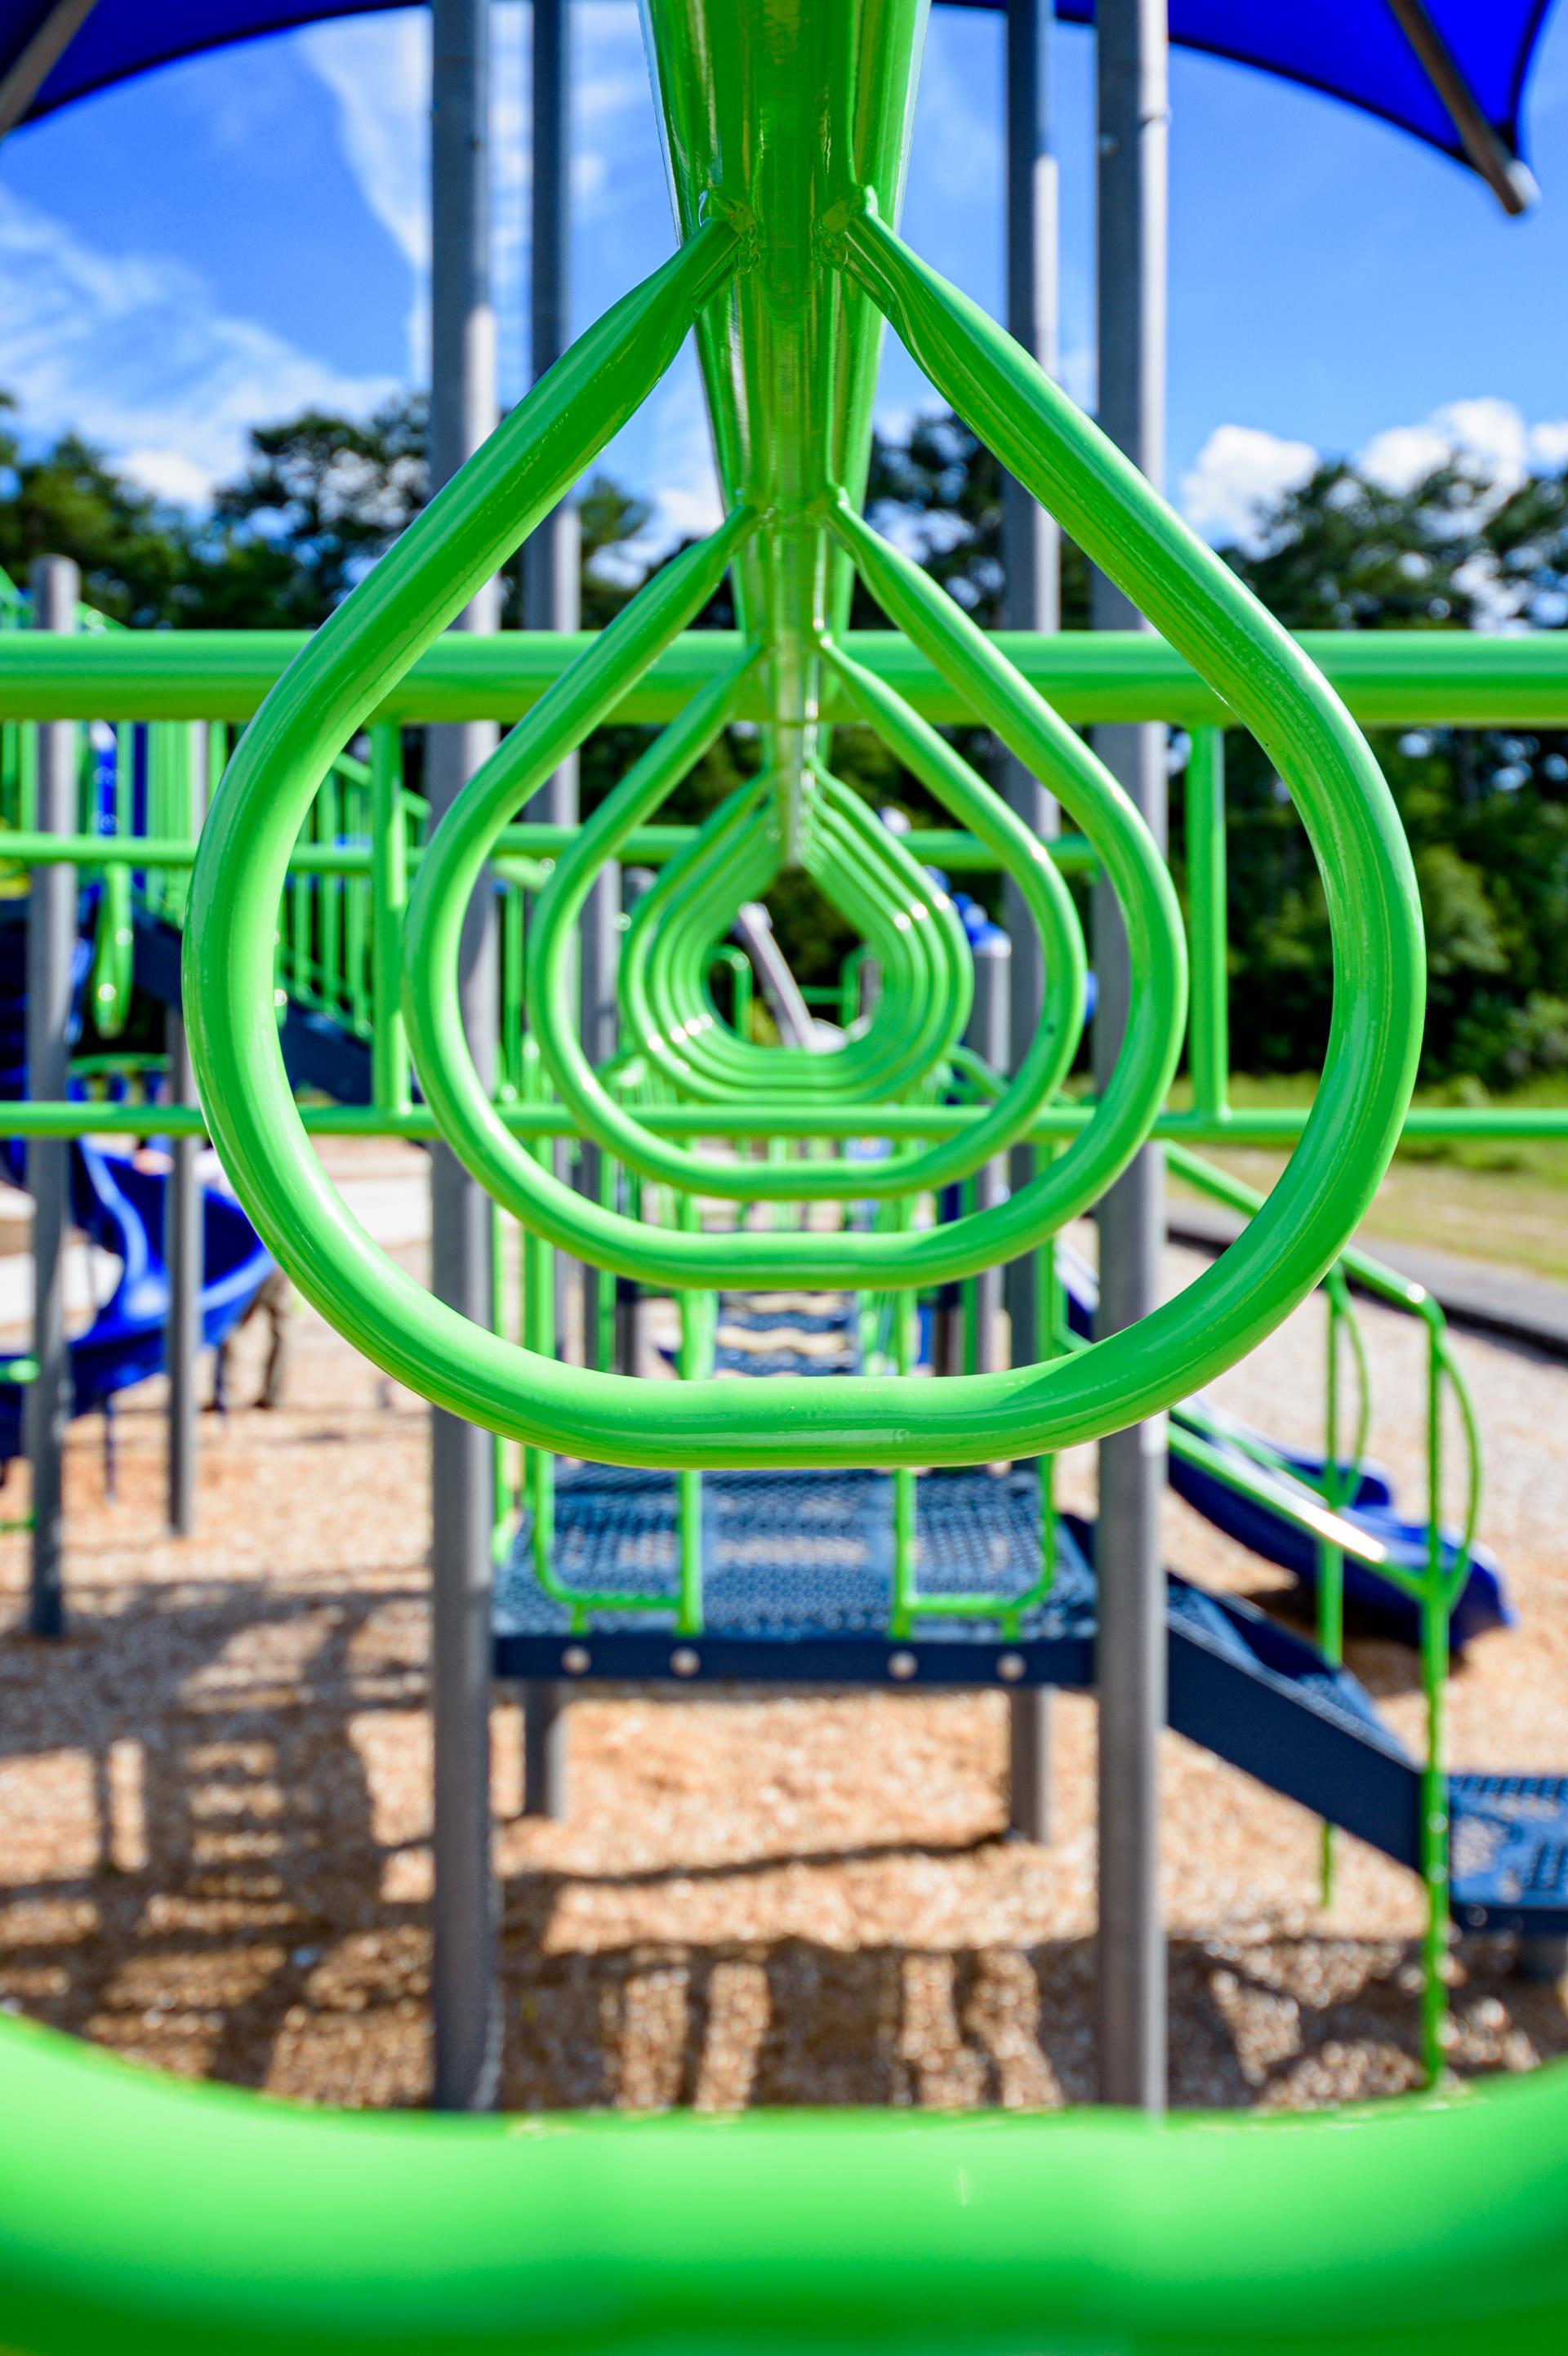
[1170,1201,1568,1360]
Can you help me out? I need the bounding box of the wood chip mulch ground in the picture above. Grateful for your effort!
[0,1145,1564,2112]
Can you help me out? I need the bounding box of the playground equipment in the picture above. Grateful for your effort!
[0,893,271,1467]
[1,0,1567,2345]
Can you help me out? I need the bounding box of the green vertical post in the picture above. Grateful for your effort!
[1185,724,1229,1123]
[1419,1316,1451,2084]
[370,724,410,1116]
[891,1202,919,1640]
[318,768,341,1020]
[1317,1274,1347,1907]
[675,1191,710,1637]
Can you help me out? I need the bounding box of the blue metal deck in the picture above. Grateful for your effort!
[495,1291,1568,1938]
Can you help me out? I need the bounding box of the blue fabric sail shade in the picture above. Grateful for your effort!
[0,0,1555,196]
[963,1,1555,183]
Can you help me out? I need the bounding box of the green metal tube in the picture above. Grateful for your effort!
[1,2013,1568,2353]
[369,724,410,1116]
[5,624,1568,729]
[1183,726,1229,1121]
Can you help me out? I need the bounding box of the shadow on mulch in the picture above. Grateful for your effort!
[0,1575,427,2089]
[0,1580,1564,2114]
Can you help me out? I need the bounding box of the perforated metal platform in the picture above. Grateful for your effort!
[498,1293,1568,1937]
[1450,1775,1568,1935]
[493,1466,1094,1686]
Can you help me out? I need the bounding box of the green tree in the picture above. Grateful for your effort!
[0,395,190,625]
[1216,456,1568,1083]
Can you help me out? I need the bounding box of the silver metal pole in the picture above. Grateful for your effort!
[523,1683,568,1819]
[1092,0,1168,2115]
[25,554,77,1640]
[1001,0,1059,1365]
[429,0,501,2116]
[518,0,575,1820]
[524,0,581,1371]
[1000,0,1059,1841]
[164,1013,199,1535]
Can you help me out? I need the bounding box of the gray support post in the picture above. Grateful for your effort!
[973,928,1049,1841]
[524,0,581,1366]
[516,0,575,1819]
[523,1682,569,1819]
[25,554,77,1640]
[1001,0,1059,1375]
[164,1013,199,1535]
[429,0,501,2115]
[1091,0,1169,2116]
[996,20,1061,1835]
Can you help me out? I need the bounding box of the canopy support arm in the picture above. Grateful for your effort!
[1385,0,1539,216]
[0,0,98,138]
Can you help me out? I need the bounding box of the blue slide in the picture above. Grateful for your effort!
[1057,1243,1512,1650]
[0,908,271,1460]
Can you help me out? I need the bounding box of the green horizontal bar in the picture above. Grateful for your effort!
[0,629,1561,727]
[0,825,1096,880]
[495,822,1094,872]
[11,1101,1568,1144]
[2,832,371,875]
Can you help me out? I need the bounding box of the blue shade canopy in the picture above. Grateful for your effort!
[0,0,1555,202]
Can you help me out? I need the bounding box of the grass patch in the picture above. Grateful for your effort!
[1169,1073,1568,1285]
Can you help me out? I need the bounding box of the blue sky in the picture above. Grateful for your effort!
[2,2,1567,550]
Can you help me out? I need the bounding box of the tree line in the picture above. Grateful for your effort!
[2,389,1566,1089]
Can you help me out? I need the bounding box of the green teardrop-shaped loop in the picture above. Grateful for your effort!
[625,787,934,1098]
[397,504,1168,1289]
[185,195,1421,1466]
[626,813,949,1112]
[621,757,965,1105]
[828,200,1426,1407]
[586,782,964,1159]
[581,747,1083,1200]
[613,764,959,1111]
[612,771,973,1133]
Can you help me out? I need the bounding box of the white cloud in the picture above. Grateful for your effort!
[906,8,1001,212]
[1531,419,1568,470]
[572,2,657,228]
[1183,400,1568,553]
[298,11,430,378]
[1358,397,1532,498]
[118,448,217,507]
[1180,424,1318,548]
[0,184,399,501]
[1355,398,1568,502]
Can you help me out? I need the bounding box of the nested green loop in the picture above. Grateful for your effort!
[626,782,960,1100]
[186,215,1420,1466]
[530,715,1088,1199]
[617,765,969,1111]
[403,517,1179,1275]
